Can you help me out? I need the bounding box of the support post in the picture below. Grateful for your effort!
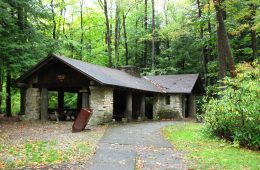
[20,88,26,115]
[125,92,132,121]
[58,90,64,110]
[82,92,89,108]
[140,94,145,119]
[77,92,82,110]
[188,94,196,117]
[40,88,48,120]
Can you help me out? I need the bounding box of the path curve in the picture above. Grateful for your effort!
[88,121,187,170]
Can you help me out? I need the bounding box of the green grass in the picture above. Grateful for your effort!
[0,140,93,169]
[163,123,260,170]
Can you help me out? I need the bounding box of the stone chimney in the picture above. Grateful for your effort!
[119,66,141,77]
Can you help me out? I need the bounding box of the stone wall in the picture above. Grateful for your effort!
[22,88,41,120]
[153,94,183,120]
[89,86,113,125]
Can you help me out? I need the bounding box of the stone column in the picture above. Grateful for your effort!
[125,92,132,121]
[140,94,145,119]
[89,86,113,125]
[82,93,89,108]
[40,88,49,120]
[153,94,161,120]
[188,94,196,117]
[173,94,183,118]
[23,88,41,120]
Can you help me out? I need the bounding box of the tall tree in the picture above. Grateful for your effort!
[197,0,208,84]
[115,0,121,67]
[51,0,56,39]
[99,0,112,67]
[213,0,236,79]
[122,12,129,65]
[151,0,155,70]
[80,0,84,59]
[143,0,148,67]
[0,69,2,113]
[249,4,257,60]
[5,69,11,117]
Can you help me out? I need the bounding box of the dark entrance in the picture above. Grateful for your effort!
[145,96,153,119]
[113,90,126,121]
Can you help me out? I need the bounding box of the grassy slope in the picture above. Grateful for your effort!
[163,123,260,170]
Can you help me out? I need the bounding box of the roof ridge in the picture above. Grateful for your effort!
[143,77,168,93]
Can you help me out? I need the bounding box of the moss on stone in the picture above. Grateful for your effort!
[157,109,181,120]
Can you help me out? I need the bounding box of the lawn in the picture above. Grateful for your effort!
[163,123,260,170]
[0,121,107,169]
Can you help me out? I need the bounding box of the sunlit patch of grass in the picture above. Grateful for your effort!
[163,123,260,170]
[0,140,94,169]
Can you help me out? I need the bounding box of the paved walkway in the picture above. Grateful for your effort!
[88,121,187,170]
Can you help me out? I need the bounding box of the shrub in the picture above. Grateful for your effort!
[157,109,181,119]
[204,60,260,149]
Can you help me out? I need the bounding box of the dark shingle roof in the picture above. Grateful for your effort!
[55,55,161,92]
[17,54,203,94]
[144,74,200,93]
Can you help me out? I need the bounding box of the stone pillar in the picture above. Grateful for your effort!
[188,94,196,117]
[82,93,89,108]
[173,94,183,118]
[89,86,113,125]
[140,94,145,119]
[40,88,49,120]
[153,94,161,120]
[125,92,132,121]
[23,88,41,120]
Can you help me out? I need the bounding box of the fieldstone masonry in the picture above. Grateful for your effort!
[89,86,113,125]
[23,88,41,120]
[153,94,183,120]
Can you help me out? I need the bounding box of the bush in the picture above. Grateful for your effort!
[157,109,181,119]
[204,61,260,149]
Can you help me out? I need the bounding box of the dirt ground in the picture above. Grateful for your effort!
[0,120,107,169]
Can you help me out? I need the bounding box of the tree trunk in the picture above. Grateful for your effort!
[0,69,2,114]
[206,0,212,84]
[197,0,208,84]
[250,4,257,61]
[103,0,112,67]
[135,0,138,65]
[214,0,236,79]
[115,0,120,67]
[123,14,129,65]
[80,0,84,59]
[5,69,11,117]
[164,0,170,61]
[51,0,56,39]
[62,5,67,39]
[151,0,155,70]
[57,2,64,39]
[143,0,148,67]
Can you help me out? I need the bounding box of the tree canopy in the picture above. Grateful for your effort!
[0,0,259,115]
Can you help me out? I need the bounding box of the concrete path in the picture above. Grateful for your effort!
[88,121,187,170]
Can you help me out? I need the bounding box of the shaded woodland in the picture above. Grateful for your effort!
[0,0,259,115]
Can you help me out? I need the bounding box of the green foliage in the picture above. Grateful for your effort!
[157,109,181,120]
[204,60,260,149]
[163,123,260,169]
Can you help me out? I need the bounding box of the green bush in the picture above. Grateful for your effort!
[204,61,260,149]
[157,109,181,119]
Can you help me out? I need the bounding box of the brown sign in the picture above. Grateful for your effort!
[57,74,65,82]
